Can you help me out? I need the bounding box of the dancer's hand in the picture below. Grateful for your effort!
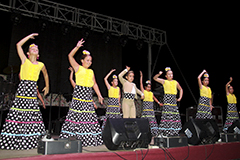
[42,86,49,96]
[42,103,46,109]
[140,71,143,77]
[141,95,145,100]
[230,77,233,82]
[76,38,85,48]
[29,33,38,39]
[126,66,130,71]
[98,96,103,104]
[210,105,214,111]
[68,67,74,72]
[159,71,163,75]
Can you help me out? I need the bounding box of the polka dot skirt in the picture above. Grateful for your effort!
[196,96,213,119]
[0,80,45,150]
[59,85,103,147]
[159,94,182,136]
[141,101,159,137]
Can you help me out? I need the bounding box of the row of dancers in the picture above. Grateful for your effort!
[0,33,238,150]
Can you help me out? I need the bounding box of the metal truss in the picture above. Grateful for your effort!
[0,0,167,45]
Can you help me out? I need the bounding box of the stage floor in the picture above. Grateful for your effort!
[0,145,110,159]
[1,142,240,160]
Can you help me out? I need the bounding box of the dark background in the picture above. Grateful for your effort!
[0,2,239,123]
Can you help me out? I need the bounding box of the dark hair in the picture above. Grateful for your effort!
[81,54,91,60]
[201,76,209,81]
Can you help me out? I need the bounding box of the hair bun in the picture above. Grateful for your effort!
[29,44,38,48]
[83,50,90,55]
[112,75,117,79]
[146,80,151,84]
[165,67,171,72]
[203,73,209,78]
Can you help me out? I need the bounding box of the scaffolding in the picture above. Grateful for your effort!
[0,0,167,45]
[0,0,167,79]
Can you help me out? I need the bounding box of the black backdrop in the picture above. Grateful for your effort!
[7,15,123,97]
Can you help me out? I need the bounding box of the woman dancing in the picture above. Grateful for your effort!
[0,33,49,150]
[118,66,144,118]
[195,70,213,119]
[153,67,183,136]
[59,39,103,147]
[223,77,239,132]
[140,71,162,137]
[102,69,121,128]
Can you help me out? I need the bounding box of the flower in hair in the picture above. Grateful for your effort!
[146,80,151,84]
[112,75,117,79]
[29,44,38,48]
[83,50,90,55]
[165,67,171,72]
[204,73,209,78]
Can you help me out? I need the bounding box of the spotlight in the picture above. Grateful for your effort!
[103,31,111,43]
[61,22,71,35]
[38,16,49,31]
[119,35,128,47]
[81,27,91,40]
[136,39,144,50]
[10,10,22,25]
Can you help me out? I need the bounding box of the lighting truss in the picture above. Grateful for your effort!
[0,0,167,45]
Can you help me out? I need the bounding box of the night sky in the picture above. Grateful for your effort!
[1,1,240,114]
[56,2,240,109]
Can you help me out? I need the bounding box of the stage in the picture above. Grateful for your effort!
[1,141,240,160]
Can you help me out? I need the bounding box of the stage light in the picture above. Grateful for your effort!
[119,35,128,47]
[136,39,144,50]
[10,10,22,25]
[103,31,111,43]
[61,22,71,35]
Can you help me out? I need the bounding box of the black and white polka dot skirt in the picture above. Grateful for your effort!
[59,85,103,147]
[223,103,239,132]
[159,94,182,136]
[0,80,45,150]
[195,96,212,119]
[141,101,159,137]
[102,97,122,129]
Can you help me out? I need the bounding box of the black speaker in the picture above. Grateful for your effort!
[228,120,240,134]
[102,118,151,150]
[180,119,220,145]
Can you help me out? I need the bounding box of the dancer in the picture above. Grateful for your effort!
[59,39,103,147]
[195,70,213,119]
[68,66,97,109]
[118,66,144,118]
[102,69,121,128]
[0,33,49,150]
[140,71,162,137]
[153,67,183,136]
[223,77,239,132]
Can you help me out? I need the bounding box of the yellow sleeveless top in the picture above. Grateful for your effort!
[108,86,120,98]
[227,94,237,104]
[163,80,177,95]
[143,90,154,102]
[75,65,94,87]
[20,59,44,81]
[200,85,212,98]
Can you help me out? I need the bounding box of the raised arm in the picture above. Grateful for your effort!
[139,71,144,92]
[198,70,206,89]
[16,33,38,64]
[225,77,232,95]
[153,71,165,85]
[41,65,49,96]
[68,39,85,72]
[104,69,116,90]
[118,66,130,85]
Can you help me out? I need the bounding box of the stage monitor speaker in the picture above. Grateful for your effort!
[102,118,151,150]
[228,120,240,134]
[180,119,220,145]
[38,139,82,155]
